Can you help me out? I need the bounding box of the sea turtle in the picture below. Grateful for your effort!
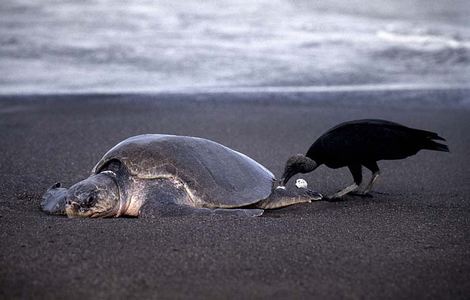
[41,134,322,218]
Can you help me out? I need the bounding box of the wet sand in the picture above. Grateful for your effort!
[0,91,469,299]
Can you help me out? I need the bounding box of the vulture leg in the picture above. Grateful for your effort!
[328,164,362,199]
[352,161,380,196]
[362,161,380,194]
[363,172,380,194]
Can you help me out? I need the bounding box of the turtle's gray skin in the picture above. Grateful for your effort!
[41,134,322,218]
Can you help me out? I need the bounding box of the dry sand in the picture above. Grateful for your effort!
[0,90,469,299]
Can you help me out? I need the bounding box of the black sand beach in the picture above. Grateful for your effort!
[0,90,469,299]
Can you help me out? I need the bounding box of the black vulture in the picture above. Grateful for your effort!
[280,119,449,198]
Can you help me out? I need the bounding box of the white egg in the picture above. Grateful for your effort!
[295,178,308,189]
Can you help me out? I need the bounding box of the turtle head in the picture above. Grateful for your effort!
[65,172,120,218]
[280,154,318,186]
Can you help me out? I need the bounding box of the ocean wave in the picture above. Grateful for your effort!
[0,0,469,93]
[377,27,470,50]
[374,45,469,67]
[372,25,470,74]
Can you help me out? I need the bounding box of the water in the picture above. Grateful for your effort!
[0,0,469,94]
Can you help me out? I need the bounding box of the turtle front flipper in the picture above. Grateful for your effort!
[40,183,68,215]
[140,205,264,218]
[139,180,264,218]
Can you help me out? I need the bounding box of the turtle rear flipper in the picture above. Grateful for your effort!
[256,186,322,209]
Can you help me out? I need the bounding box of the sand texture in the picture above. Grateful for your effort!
[0,91,469,299]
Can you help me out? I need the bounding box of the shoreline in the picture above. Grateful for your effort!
[0,87,469,111]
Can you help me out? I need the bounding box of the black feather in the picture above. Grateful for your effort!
[306,119,449,169]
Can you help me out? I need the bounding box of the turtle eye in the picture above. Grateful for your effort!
[86,195,95,205]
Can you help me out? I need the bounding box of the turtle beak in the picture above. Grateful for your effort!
[64,200,80,216]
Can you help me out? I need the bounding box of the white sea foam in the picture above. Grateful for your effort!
[377,28,470,50]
